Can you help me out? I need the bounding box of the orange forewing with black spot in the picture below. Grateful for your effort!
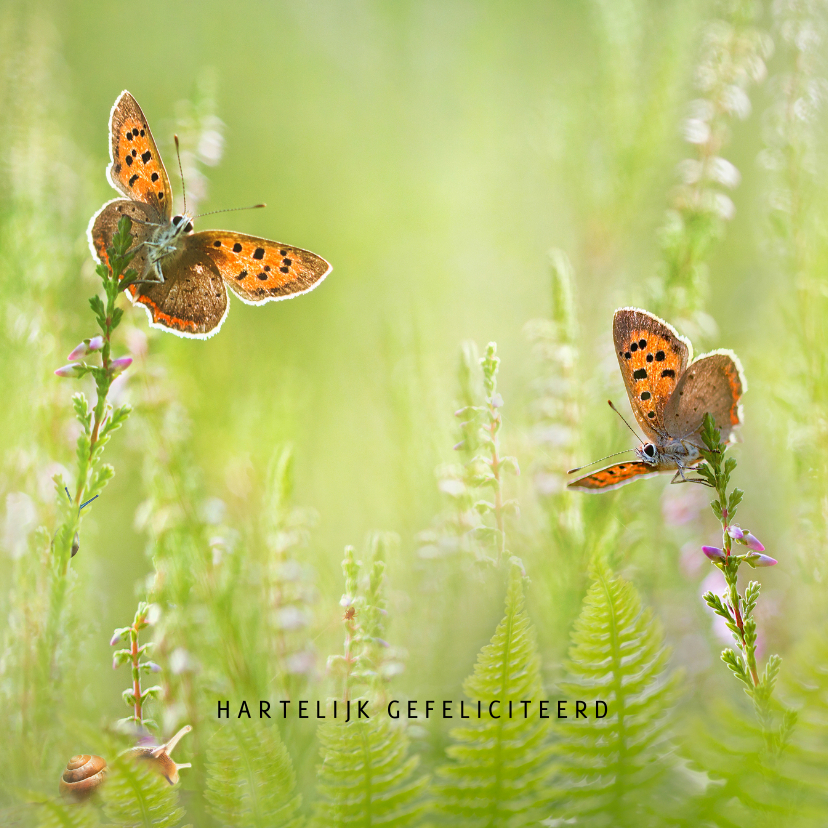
[183,231,331,304]
[107,91,172,220]
[568,461,660,492]
[613,308,691,440]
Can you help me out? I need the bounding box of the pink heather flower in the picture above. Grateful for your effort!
[109,356,133,375]
[702,545,726,562]
[68,337,104,361]
[727,524,765,551]
[67,343,88,361]
[748,553,777,567]
[54,364,83,378]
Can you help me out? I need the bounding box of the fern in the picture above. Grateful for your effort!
[550,561,680,827]
[312,710,428,827]
[683,700,823,827]
[436,562,552,826]
[100,755,186,828]
[205,720,302,828]
[29,796,101,828]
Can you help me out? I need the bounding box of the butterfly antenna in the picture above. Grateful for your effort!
[194,204,266,219]
[607,399,644,442]
[567,449,634,475]
[174,134,187,214]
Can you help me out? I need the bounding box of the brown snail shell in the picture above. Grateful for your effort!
[125,724,193,785]
[59,754,107,801]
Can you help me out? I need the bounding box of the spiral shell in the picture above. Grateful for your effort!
[59,754,107,801]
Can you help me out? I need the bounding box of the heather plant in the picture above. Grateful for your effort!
[312,539,428,827]
[652,0,772,337]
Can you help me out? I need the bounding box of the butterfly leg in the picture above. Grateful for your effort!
[670,466,713,487]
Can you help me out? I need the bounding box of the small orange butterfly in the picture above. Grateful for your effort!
[88,91,331,339]
[568,307,746,492]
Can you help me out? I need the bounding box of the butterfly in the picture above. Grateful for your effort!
[87,91,331,338]
[568,307,746,492]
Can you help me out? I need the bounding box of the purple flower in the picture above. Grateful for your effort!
[747,553,777,567]
[727,524,765,551]
[54,364,84,378]
[109,356,133,375]
[702,545,726,562]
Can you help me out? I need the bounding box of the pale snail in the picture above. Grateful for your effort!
[59,724,192,802]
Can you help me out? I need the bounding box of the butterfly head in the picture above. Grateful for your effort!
[171,214,194,236]
[635,442,660,466]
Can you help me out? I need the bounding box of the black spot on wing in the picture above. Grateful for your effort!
[633,368,647,380]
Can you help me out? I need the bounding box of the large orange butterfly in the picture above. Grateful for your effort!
[88,91,331,338]
[568,308,746,492]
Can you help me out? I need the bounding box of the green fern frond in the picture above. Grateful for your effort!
[684,700,825,826]
[436,562,552,826]
[27,795,101,828]
[205,720,302,828]
[312,708,429,827]
[100,755,185,828]
[551,561,680,827]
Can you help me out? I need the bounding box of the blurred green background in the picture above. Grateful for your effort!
[3,0,828,823]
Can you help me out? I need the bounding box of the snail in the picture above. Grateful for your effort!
[59,724,192,801]
[59,754,107,802]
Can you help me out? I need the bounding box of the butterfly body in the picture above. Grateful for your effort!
[88,91,330,338]
[569,308,745,492]
[140,213,195,283]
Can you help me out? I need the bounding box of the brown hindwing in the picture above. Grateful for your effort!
[568,461,662,492]
[184,231,331,303]
[88,199,158,281]
[664,350,746,443]
[130,249,229,338]
[613,308,692,440]
[107,91,172,219]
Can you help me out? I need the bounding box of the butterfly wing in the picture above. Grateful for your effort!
[128,247,229,339]
[568,461,662,492]
[182,231,331,304]
[613,307,693,440]
[106,91,172,221]
[664,350,746,443]
[87,198,157,279]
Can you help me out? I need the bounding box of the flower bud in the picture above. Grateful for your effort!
[109,356,133,375]
[702,545,725,562]
[744,532,765,552]
[747,553,777,567]
[54,363,84,378]
[68,337,104,361]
